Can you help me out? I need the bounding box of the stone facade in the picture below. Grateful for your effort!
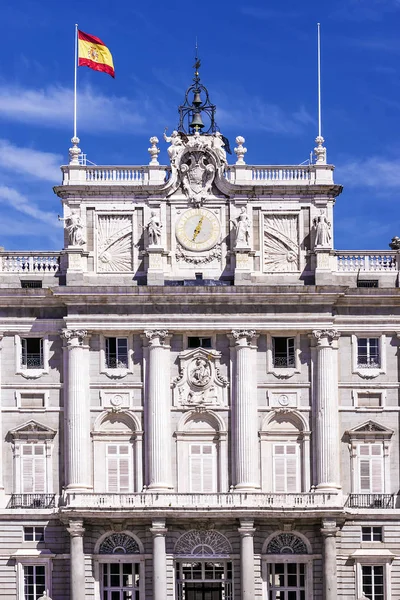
[0,87,399,600]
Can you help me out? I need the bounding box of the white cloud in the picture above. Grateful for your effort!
[0,186,59,226]
[0,140,62,181]
[338,156,400,188]
[0,83,155,133]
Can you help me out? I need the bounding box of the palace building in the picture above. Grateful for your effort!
[0,64,399,600]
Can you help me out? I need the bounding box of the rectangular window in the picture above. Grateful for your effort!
[105,337,128,369]
[357,338,380,368]
[20,394,46,409]
[267,563,306,600]
[21,338,43,369]
[361,527,383,542]
[362,565,384,600]
[23,564,46,600]
[21,444,46,494]
[273,444,299,493]
[24,526,45,542]
[272,337,295,368]
[358,393,382,408]
[189,443,216,493]
[188,337,212,349]
[102,562,140,600]
[359,444,383,494]
[106,444,132,493]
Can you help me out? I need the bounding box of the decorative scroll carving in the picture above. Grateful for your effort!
[266,533,308,555]
[232,330,256,344]
[97,215,133,272]
[312,329,340,344]
[172,348,228,408]
[263,214,299,272]
[61,329,87,345]
[145,330,168,342]
[176,243,222,265]
[99,533,140,555]
[174,530,231,556]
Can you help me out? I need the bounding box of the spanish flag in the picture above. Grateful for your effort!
[78,30,115,78]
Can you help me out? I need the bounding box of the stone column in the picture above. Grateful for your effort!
[321,519,338,600]
[150,519,168,600]
[231,330,259,490]
[61,329,91,491]
[238,519,256,600]
[68,519,85,600]
[312,329,341,491]
[145,330,172,490]
[0,335,4,502]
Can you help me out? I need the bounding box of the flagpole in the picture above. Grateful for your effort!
[73,23,78,140]
[317,22,322,138]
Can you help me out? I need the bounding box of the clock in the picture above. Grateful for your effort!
[176,208,221,252]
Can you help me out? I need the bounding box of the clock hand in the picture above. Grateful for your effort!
[192,217,204,242]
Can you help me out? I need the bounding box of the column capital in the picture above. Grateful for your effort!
[320,518,338,538]
[232,329,257,345]
[61,328,87,345]
[150,518,168,537]
[238,526,256,538]
[145,329,169,345]
[67,519,85,538]
[312,329,340,346]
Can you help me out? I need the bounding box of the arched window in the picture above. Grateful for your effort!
[260,411,310,493]
[175,411,228,493]
[92,412,143,493]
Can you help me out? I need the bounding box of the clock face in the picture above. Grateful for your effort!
[176,208,221,252]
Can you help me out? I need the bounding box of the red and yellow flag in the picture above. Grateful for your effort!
[78,30,115,78]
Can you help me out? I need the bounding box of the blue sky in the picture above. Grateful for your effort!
[1,0,400,251]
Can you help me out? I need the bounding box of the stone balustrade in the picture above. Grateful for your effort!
[335,251,398,272]
[0,252,60,273]
[63,492,342,510]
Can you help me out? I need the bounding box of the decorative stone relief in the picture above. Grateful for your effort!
[180,152,215,207]
[263,214,299,272]
[100,391,131,412]
[174,530,231,556]
[266,533,308,555]
[175,243,221,265]
[99,533,140,554]
[268,391,298,409]
[172,348,228,408]
[97,215,133,272]
[61,329,87,345]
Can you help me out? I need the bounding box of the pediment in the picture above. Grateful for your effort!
[347,420,393,438]
[9,420,57,440]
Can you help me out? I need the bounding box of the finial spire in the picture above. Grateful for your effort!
[177,54,217,135]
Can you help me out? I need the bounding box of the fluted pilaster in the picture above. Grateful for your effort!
[238,520,255,600]
[150,519,168,600]
[321,519,338,600]
[145,330,172,490]
[68,519,85,600]
[61,329,91,490]
[232,330,259,490]
[312,329,340,491]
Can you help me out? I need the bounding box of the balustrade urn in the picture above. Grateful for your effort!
[61,328,91,491]
[312,329,341,491]
[231,330,259,490]
[145,330,173,490]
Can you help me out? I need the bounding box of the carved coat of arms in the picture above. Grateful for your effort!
[180,152,215,207]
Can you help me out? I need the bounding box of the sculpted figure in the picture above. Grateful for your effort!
[38,594,52,600]
[231,206,250,246]
[147,211,162,246]
[190,358,211,387]
[313,210,331,247]
[163,129,184,164]
[212,131,227,163]
[58,211,86,246]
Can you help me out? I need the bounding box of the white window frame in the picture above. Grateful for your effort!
[15,390,49,411]
[93,557,144,600]
[266,333,301,379]
[15,335,50,379]
[14,554,53,600]
[106,443,133,493]
[188,442,218,493]
[261,556,313,600]
[23,525,46,544]
[352,550,394,600]
[347,423,393,495]
[351,334,386,379]
[100,334,133,379]
[272,443,300,493]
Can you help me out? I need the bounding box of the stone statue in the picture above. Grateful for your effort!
[313,210,331,247]
[231,206,250,246]
[147,211,162,246]
[163,129,184,164]
[212,132,227,163]
[58,211,86,246]
[189,358,211,387]
[389,236,400,250]
[38,593,52,600]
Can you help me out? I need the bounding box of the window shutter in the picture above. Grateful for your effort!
[273,444,299,493]
[22,445,45,493]
[189,444,216,493]
[107,444,131,493]
[119,445,130,492]
[286,445,298,492]
[202,446,215,493]
[359,444,383,493]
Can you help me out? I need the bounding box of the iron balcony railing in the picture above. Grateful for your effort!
[346,494,395,509]
[21,354,44,369]
[8,494,56,509]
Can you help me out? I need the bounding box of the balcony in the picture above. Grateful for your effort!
[335,251,397,273]
[346,494,395,509]
[63,492,342,510]
[8,494,56,509]
[0,252,60,273]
